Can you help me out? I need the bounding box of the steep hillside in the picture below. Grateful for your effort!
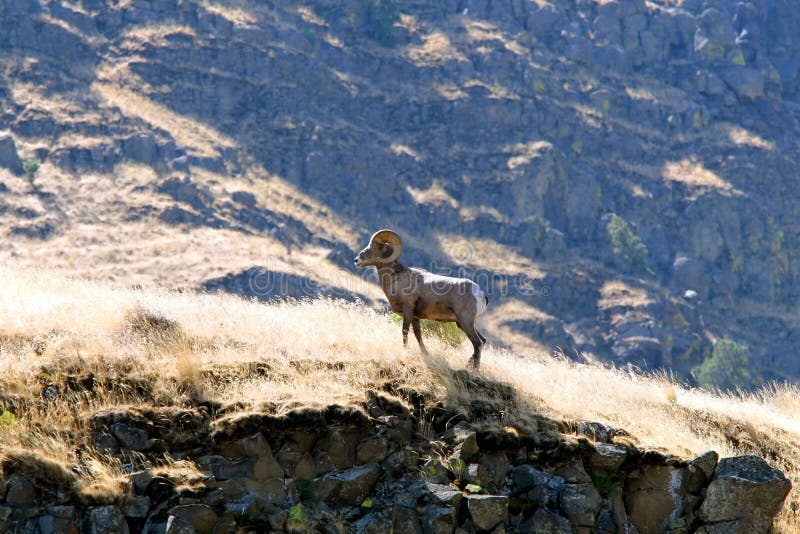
[2,0,800,387]
[0,267,796,532]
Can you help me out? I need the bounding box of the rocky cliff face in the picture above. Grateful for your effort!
[0,370,791,533]
[2,0,800,385]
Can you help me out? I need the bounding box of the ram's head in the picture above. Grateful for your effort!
[354,229,403,268]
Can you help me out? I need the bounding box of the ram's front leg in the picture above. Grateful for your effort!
[401,304,415,348]
[412,318,429,356]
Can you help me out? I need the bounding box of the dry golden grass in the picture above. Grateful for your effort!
[432,233,547,279]
[624,81,693,112]
[463,78,520,100]
[202,1,259,27]
[120,24,198,50]
[92,82,235,158]
[406,180,459,209]
[0,161,368,295]
[505,140,553,170]
[406,31,466,67]
[726,124,775,151]
[434,82,468,101]
[662,158,744,197]
[598,280,654,309]
[0,266,798,530]
[463,20,527,56]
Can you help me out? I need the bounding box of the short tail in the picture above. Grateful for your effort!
[474,287,488,316]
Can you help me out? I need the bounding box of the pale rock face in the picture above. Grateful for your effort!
[625,465,686,533]
[699,455,792,532]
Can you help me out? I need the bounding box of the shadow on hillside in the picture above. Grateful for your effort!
[201,267,375,304]
[111,1,772,269]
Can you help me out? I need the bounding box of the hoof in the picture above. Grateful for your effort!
[467,357,480,370]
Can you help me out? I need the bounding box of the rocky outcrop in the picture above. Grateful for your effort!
[0,378,790,533]
[699,455,792,532]
[0,133,23,176]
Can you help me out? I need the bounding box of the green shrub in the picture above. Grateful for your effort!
[422,320,466,347]
[693,339,753,391]
[589,472,618,497]
[390,315,466,347]
[0,410,16,427]
[606,214,652,275]
[23,159,40,185]
[354,0,399,46]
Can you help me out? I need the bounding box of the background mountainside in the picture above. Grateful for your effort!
[2,0,800,386]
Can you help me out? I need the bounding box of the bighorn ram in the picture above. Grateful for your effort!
[354,229,489,369]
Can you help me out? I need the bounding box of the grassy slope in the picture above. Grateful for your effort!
[0,266,798,529]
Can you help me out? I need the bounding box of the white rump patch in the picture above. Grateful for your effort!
[472,284,487,316]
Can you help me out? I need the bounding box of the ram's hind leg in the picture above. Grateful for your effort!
[476,330,486,344]
[412,318,429,356]
[456,320,484,370]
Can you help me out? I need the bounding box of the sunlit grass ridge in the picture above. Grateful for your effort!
[0,266,798,530]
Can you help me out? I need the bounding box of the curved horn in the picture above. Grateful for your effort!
[369,229,403,263]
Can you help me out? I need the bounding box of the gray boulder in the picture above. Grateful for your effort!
[510,465,564,508]
[0,133,23,175]
[112,422,149,451]
[4,474,37,506]
[354,513,391,534]
[157,176,214,210]
[686,450,719,494]
[422,505,456,534]
[390,506,422,534]
[699,455,791,533]
[422,458,451,484]
[38,506,78,534]
[592,43,631,73]
[312,463,381,507]
[123,496,150,519]
[122,133,159,165]
[620,0,646,16]
[168,504,219,533]
[421,481,463,509]
[593,14,622,44]
[465,463,493,489]
[465,494,508,531]
[589,442,629,474]
[672,256,710,299]
[449,426,479,462]
[694,7,737,63]
[165,515,194,534]
[526,4,562,35]
[527,508,572,534]
[560,483,602,527]
[724,68,765,99]
[696,521,745,533]
[231,190,257,208]
[84,506,129,534]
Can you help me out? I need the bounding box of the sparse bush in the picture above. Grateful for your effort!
[354,0,399,47]
[0,410,16,426]
[606,214,652,275]
[23,159,40,185]
[694,339,753,391]
[589,472,619,497]
[390,315,466,348]
[423,320,466,347]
